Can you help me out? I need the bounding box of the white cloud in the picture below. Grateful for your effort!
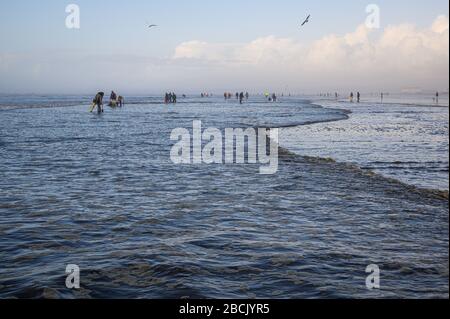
[173,36,306,66]
[174,41,240,63]
[172,16,449,92]
[0,16,448,93]
[432,15,449,34]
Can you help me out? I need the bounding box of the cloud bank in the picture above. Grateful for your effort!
[0,16,448,93]
[173,15,449,92]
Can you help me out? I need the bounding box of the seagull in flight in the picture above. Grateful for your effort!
[301,15,310,27]
[146,20,158,29]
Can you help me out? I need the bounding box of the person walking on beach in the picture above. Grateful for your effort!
[164,93,169,104]
[245,92,249,100]
[172,93,177,104]
[272,93,277,102]
[350,92,354,102]
[91,92,104,114]
[118,95,124,107]
[436,91,439,104]
[357,92,361,103]
[381,92,384,103]
[239,92,244,104]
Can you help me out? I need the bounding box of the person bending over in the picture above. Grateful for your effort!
[91,92,104,113]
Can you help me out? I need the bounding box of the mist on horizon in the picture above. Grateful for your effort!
[0,0,448,94]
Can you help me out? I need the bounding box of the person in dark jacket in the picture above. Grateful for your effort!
[91,92,104,113]
[109,91,118,107]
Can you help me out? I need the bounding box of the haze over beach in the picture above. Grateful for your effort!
[0,0,448,94]
[0,0,449,301]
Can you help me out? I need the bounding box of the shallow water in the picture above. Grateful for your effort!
[0,95,448,299]
[280,99,449,191]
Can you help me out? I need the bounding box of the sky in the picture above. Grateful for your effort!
[0,0,448,94]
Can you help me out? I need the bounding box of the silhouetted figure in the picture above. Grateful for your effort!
[436,92,439,104]
[109,91,118,107]
[91,92,104,114]
[357,92,361,103]
[350,92,354,102]
[239,92,244,104]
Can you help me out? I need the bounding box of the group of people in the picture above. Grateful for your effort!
[264,93,277,102]
[91,91,124,113]
[109,91,124,107]
[223,91,280,103]
[319,93,339,99]
[323,91,441,104]
[349,92,361,103]
[164,92,177,104]
[224,92,250,104]
[91,90,443,114]
[318,92,363,103]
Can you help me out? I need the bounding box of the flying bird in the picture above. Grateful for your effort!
[301,15,310,26]
[148,24,158,28]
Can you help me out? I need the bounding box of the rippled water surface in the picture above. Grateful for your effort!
[280,99,449,191]
[0,95,448,299]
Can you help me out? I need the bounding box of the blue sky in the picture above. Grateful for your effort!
[1,0,448,53]
[0,0,448,93]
